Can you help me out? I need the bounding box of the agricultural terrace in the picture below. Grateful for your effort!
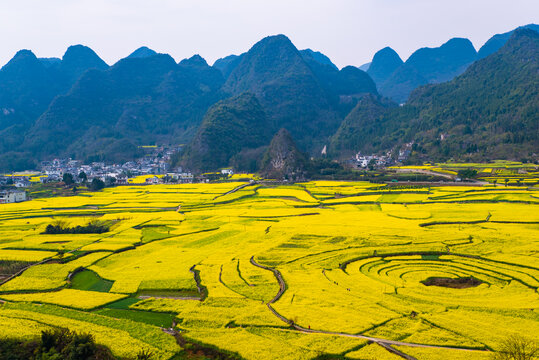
[0,180,538,359]
[391,161,539,186]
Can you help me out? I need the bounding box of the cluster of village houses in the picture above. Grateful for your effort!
[352,142,413,169]
[38,146,180,184]
[0,143,414,204]
[0,146,238,203]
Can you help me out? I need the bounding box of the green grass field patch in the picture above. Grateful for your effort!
[104,297,142,309]
[94,308,175,328]
[70,269,114,292]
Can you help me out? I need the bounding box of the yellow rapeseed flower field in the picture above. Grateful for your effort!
[0,289,127,310]
[0,180,537,359]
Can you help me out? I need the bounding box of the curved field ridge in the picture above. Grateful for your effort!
[340,254,539,309]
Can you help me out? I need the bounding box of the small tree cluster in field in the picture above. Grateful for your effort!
[0,328,154,359]
[458,168,478,179]
[44,219,111,234]
[0,328,117,360]
[492,335,538,360]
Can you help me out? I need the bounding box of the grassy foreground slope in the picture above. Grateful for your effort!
[0,180,537,359]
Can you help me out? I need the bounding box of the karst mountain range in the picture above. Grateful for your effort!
[0,24,537,171]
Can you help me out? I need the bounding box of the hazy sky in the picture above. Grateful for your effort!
[0,0,537,69]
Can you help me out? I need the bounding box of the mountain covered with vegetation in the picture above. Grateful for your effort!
[477,23,539,59]
[0,46,108,132]
[180,93,271,172]
[367,24,539,104]
[378,38,478,103]
[366,47,403,85]
[329,94,397,158]
[222,35,345,153]
[330,28,539,162]
[12,53,224,166]
[0,26,537,172]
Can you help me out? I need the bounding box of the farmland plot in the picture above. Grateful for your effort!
[0,180,537,359]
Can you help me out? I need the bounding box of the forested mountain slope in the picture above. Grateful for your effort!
[330,29,539,162]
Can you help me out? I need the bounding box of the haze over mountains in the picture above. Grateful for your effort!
[0,24,537,171]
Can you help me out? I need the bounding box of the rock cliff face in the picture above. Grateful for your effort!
[260,128,307,181]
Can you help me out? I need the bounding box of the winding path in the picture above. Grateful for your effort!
[212,181,258,200]
[249,256,490,359]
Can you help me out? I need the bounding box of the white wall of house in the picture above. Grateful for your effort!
[0,191,26,203]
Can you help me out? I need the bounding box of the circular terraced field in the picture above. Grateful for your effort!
[340,254,539,309]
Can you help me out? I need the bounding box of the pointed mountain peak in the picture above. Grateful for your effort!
[373,47,402,61]
[337,66,378,95]
[59,45,108,82]
[13,49,37,60]
[249,34,297,55]
[367,47,403,85]
[112,52,177,75]
[179,54,208,68]
[359,62,371,71]
[272,128,294,143]
[213,54,240,67]
[127,46,157,59]
[182,92,269,172]
[410,38,476,60]
[1,50,41,72]
[213,54,244,78]
[11,49,38,62]
[63,45,106,64]
[260,34,293,45]
[223,34,306,94]
[441,37,476,52]
[500,27,539,55]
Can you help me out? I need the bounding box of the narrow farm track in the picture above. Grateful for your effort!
[394,168,456,180]
[212,181,258,200]
[378,342,418,360]
[249,256,490,358]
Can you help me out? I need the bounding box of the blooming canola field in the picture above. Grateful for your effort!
[0,181,538,359]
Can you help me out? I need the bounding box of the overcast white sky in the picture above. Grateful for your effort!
[0,0,537,69]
